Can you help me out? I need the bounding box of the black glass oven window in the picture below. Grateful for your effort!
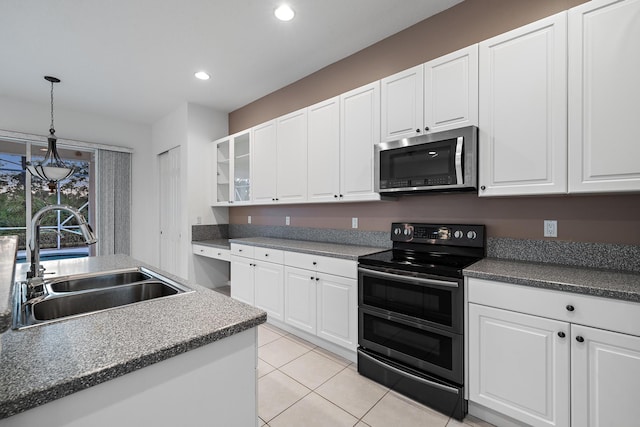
[380,138,457,181]
[362,274,453,327]
[363,313,452,370]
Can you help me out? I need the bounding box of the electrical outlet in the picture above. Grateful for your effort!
[196,216,202,225]
[285,216,290,226]
[248,215,251,224]
[544,220,557,238]
[352,217,358,229]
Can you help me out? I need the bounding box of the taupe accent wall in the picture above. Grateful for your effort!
[227,0,640,245]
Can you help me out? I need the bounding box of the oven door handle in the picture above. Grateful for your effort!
[358,267,459,289]
[357,349,459,395]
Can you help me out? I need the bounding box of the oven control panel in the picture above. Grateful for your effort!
[391,223,484,247]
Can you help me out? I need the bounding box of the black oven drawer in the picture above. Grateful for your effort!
[358,348,466,420]
[358,307,463,384]
[358,266,463,333]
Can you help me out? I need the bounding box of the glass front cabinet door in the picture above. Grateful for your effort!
[213,130,251,205]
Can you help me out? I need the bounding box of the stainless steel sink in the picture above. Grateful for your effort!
[46,269,153,292]
[13,267,193,329]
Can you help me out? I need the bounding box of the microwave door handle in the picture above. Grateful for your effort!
[455,136,463,185]
[358,267,459,289]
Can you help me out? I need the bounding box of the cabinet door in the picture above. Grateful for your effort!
[307,97,341,202]
[468,304,570,427]
[230,255,254,305]
[316,273,357,351]
[340,81,381,201]
[381,65,424,142]
[478,12,567,196]
[284,266,317,334]
[232,130,251,203]
[568,0,640,193]
[213,137,231,205]
[276,108,308,203]
[424,45,478,133]
[253,260,285,322]
[252,120,278,203]
[571,324,640,426]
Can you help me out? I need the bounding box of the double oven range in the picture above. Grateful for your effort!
[357,222,485,420]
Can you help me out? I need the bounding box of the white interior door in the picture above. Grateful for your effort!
[158,146,181,276]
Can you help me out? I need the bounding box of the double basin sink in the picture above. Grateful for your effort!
[13,267,193,329]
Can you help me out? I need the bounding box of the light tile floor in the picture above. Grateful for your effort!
[256,323,495,427]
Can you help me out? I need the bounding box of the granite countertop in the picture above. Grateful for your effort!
[192,239,231,250]
[229,237,386,260]
[0,254,266,419]
[465,258,640,303]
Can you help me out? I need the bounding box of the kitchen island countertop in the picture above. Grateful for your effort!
[0,254,265,419]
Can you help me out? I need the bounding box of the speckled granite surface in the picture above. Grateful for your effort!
[192,224,228,241]
[229,224,391,249]
[465,258,640,302]
[0,254,265,419]
[194,239,230,250]
[488,237,640,273]
[0,236,18,334]
[229,237,386,260]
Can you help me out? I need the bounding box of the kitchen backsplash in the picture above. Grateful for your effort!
[192,224,229,241]
[225,224,640,273]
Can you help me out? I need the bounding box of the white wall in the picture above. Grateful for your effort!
[151,102,228,280]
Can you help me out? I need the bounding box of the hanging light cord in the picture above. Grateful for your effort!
[49,79,55,135]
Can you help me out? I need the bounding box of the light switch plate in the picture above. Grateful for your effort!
[544,220,557,237]
[248,215,251,224]
[285,216,290,226]
[352,217,358,229]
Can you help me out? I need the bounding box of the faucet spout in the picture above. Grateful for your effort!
[27,204,97,282]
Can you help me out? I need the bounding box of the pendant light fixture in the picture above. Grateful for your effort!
[26,75,75,193]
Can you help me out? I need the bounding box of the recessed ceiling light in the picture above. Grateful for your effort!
[194,71,210,80]
[274,4,295,21]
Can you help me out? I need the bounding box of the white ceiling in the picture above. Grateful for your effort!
[0,0,463,125]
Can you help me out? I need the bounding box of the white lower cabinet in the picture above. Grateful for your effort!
[571,324,640,427]
[469,304,570,427]
[467,277,640,427]
[230,244,284,321]
[315,272,357,350]
[232,244,358,353]
[284,266,317,334]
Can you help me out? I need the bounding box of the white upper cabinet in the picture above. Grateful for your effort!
[307,97,341,202]
[568,0,640,193]
[381,65,424,142]
[381,45,479,143]
[212,129,251,206]
[340,81,382,201]
[424,45,479,133]
[478,12,568,196]
[276,108,308,203]
[251,120,278,203]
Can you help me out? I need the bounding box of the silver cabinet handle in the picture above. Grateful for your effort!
[358,267,458,288]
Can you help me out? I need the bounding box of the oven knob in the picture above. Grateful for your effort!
[404,229,411,236]
[467,231,477,239]
[394,228,401,235]
[454,230,463,239]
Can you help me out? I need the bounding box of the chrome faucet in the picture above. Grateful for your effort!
[26,205,97,293]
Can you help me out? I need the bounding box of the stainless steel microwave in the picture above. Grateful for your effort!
[374,126,478,194]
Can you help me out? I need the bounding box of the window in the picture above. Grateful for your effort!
[0,139,95,262]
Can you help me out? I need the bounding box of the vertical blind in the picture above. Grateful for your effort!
[96,149,131,255]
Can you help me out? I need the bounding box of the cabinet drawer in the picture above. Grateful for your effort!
[192,244,231,261]
[254,247,284,264]
[284,251,356,278]
[467,277,640,337]
[230,243,254,258]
